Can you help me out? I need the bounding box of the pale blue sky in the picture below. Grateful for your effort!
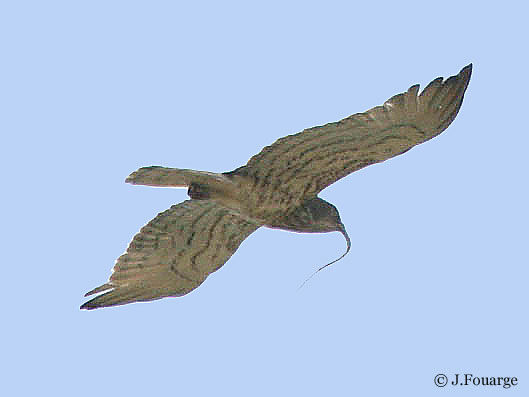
[2,1,527,396]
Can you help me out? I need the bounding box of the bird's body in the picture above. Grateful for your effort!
[130,166,308,222]
[82,64,472,310]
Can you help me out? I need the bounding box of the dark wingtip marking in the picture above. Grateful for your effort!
[461,63,472,75]
[81,288,115,310]
[453,64,472,94]
[80,301,96,310]
[80,287,144,310]
[457,63,472,87]
[80,297,102,310]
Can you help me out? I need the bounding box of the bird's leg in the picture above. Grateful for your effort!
[187,183,211,200]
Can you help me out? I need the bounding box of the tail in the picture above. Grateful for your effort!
[125,166,235,190]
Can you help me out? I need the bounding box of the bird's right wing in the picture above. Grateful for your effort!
[239,64,472,199]
[81,200,260,309]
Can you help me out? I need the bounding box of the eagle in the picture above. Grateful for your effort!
[81,64,472,309]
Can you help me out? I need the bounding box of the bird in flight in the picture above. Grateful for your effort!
[81,64,472,310]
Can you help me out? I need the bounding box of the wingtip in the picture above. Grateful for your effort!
[80,291,114,310]
[460,63,473,80]
[80,300,109,310]
[457,63,473,94]
[80,297,102,310]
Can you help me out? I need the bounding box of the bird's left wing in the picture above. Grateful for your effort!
[239,64,472,198]
[81,200,260,309]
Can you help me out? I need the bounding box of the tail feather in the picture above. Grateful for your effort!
[125,166,233,188]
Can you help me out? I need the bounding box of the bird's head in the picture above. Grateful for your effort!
[303,197,345,233]
[266,197,351,287]
[296,197,352,288]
